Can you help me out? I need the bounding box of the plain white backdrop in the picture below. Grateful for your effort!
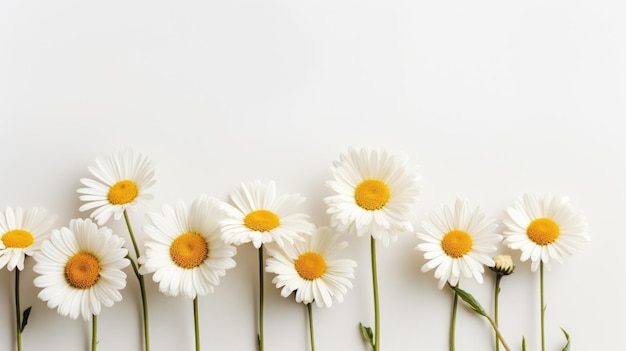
[1,0,624,350]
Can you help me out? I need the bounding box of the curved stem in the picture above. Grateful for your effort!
[450,283,458,351]
[123,210,141,260]
[539,261,546,351]
[494,275,502,351]
[258,246,265,351]
[92,314,98,351]
[485,314,512,351]
[123,210,150,351]
[307,303,315,351]
[193,297,200,351]
[15,269,22,351]
[370,236,380,351]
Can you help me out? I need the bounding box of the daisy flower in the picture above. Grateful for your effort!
[266,226,356,351]
[77,149,156,350]
[140,195,237,351]
[0,206,55,351]
[416,198,502,289]
[502,193,588,351]
[77,148,155,226]
[502,193,589,272]
[220,179,314,249]
[324,147,422,247]
[0,206,56,271]
[220,179,314,351]
[324,147,421,351]
[416,198,502,351]
[140,195,237,299]
[33,218,129,320]
[266,225,356,308]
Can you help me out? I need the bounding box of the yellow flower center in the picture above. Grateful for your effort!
[243,210,280,232]
[354,179,390,211]
[107,180,139,205]
[1,229,34,248]
[441,230,473,258]
[65,252,101,289]
[170,232,209,269]
[527,217,560,245]
[294,252,327,280]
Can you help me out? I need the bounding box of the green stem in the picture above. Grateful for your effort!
[494,275,502,351]
[485,314,512,351]
[370,236,380,351]
[92,314,97,351]
[450,283,458,351]
[193,297,200,351]
[539,261,546,351]
[258,246,265,351]
[123,210,150,351]
[123,210,141,259]
[15,269,22,351]
[307,303,315,351]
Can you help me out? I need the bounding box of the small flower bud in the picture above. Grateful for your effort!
[490,254,515,276]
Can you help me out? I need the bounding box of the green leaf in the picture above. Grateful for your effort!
[522,336,526,351]
[448,284,487,317]
[20,306,32,332]
[359,322,374,349]
[561,328,571,351]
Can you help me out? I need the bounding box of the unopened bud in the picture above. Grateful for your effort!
[490,254,515,276]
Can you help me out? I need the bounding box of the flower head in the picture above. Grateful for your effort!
[265,226,357,308]
[220,180,314,249]
[502,193,589,272]
[324,147,422,247]
[77,149,156,225]
[0,206,56,271]
[490,254,515,276]
[140,195,237,299]
[33,218,129,321]
[416,198,502,289]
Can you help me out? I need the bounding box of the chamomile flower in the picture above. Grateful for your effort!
[265,226,356,308]
[324,147,422,247]
[416,198,502,289]
[502,193,589,272]
[220,180,314,249]
[77,149,156,226]
[33,218,129,321]
[140,195,237,299]
[0,206,55,271]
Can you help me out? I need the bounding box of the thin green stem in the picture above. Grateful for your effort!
[193,297,200,351]
[539,261,546,351]
[450,283,458,351]
[494,275,503,351]
[370,236,380,351]
[306,303,315,351]
[123,209,150,351]
[123,210,141,259]
[15,269,22,351]
[485,314,512,351]
[258,246,265,351]
[92,314,98,351]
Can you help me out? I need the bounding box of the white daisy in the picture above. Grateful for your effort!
[324,147,422,247]
[416,198,502,289]
[220,180,314,249]
[502,193,589,272]
[0,206,56,271]
[33,218,129,321]
[77,149,156,225]
[265,226,357,308]
[140,195,237,299]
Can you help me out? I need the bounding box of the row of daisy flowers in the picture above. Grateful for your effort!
[0,147,589,351]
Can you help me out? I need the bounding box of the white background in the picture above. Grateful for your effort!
[1,0,624,350]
